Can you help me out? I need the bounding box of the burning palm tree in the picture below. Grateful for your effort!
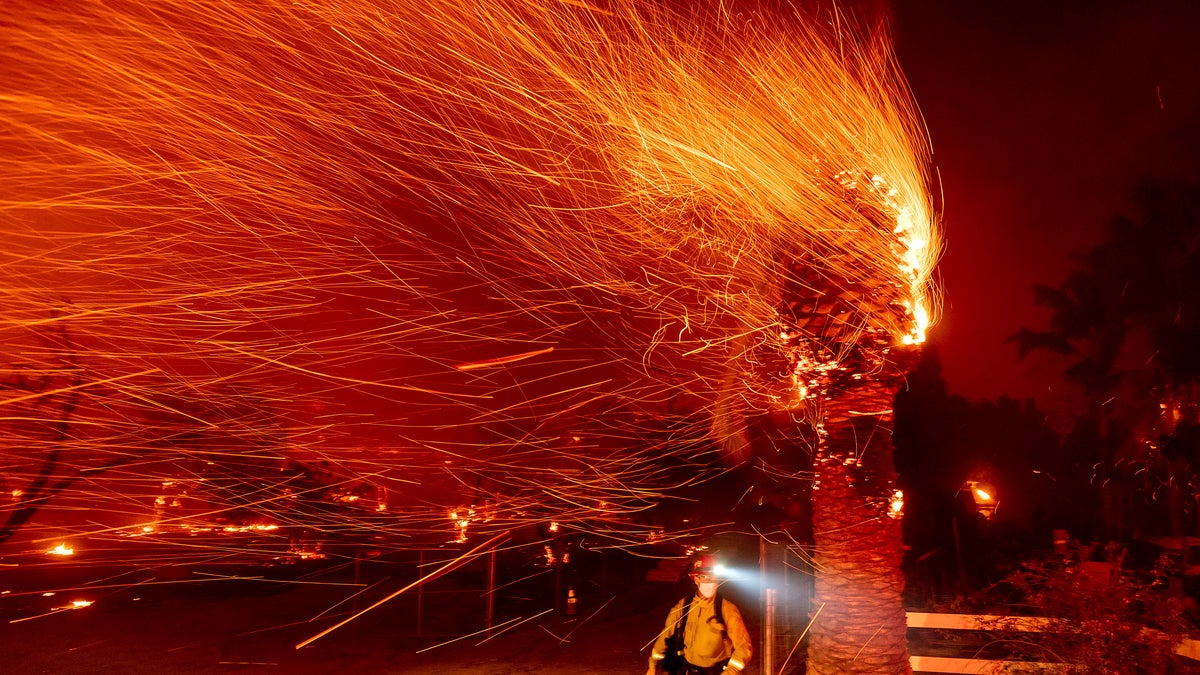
[2,1,938,667]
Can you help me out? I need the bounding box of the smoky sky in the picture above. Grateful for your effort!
[892,0,1200,420]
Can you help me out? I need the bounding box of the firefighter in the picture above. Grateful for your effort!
[647,553,753,675]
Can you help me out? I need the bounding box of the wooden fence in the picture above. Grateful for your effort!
[906,611,1200,674]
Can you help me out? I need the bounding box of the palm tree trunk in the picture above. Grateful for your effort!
[807,377,911,675]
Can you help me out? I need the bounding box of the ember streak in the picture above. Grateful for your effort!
[1,0,938,572]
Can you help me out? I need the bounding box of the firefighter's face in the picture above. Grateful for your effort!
[693,573,718,598]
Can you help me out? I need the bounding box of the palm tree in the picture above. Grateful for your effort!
[809,376,911,674]
[3,6,938,662]
[1011,180,1200,541]
[771,245,920,674]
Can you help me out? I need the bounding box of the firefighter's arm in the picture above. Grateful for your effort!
[648,600,683,671]
[721,601,753,673]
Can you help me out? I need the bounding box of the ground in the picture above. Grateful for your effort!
[0,561,725,674]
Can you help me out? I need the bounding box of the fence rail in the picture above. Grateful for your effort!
[906,611,1200,674]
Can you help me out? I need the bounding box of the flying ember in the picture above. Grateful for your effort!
[1,0,939,624]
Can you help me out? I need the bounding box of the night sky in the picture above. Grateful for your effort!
[893,1,1200,424]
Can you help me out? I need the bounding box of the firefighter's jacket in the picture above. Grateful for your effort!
[649,591,752,671]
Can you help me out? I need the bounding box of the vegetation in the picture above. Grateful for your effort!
[1012,181,1200,542]
[969,559,1199,674]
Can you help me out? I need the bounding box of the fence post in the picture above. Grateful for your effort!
[417,549,424,636]
[486,548,496,636]
[764,587,777,675]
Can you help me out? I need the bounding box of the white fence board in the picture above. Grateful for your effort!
[906,611,1200,672]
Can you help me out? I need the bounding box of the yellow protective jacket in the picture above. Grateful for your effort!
[649,592,752,671]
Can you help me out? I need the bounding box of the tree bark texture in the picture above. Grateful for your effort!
[807,377,911,675]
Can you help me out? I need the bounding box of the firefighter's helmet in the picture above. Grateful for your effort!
[689,553,720,578]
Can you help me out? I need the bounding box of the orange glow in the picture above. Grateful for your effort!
[450,508,473,543]
[47,544,74,557]
[221,524,279,534]
[888,490,905,519]
[0,0,938,567]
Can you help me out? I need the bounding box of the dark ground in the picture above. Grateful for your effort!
[0,559,737,675]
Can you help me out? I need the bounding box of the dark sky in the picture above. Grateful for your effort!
[891,1,1200,422]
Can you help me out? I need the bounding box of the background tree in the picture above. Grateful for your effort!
[0,313,81,545]
[1011,180,1200,542]
[894,349,1084,602]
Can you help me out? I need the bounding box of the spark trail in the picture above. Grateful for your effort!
[1,0,939,570]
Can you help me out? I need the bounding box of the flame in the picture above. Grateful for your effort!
[48,544,74,556]
[888,489,904,519]
[221,524,279,533]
